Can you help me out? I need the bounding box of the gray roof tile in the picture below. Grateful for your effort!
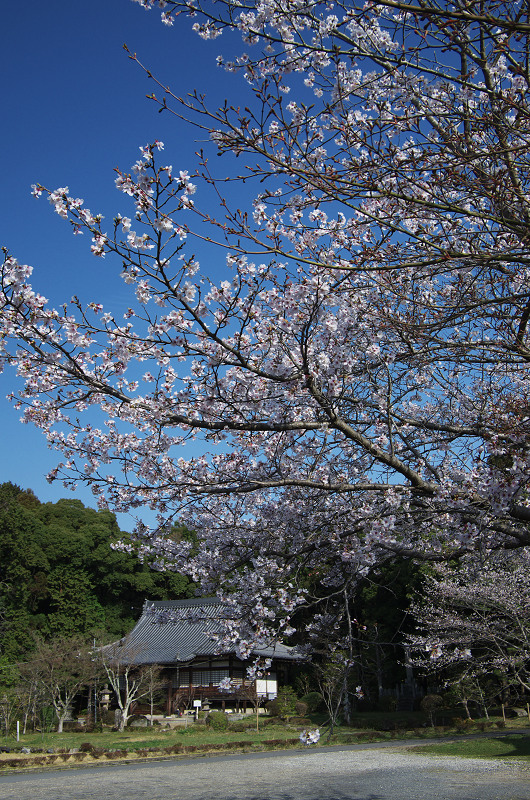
[120,598,300,665]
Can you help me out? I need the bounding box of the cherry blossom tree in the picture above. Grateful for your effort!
[407,551,530,702]
[2,0,530,650]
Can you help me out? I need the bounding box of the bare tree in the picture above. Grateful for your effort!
[144,664,164,725]
[99,639,161,731]
[21,636,95,733]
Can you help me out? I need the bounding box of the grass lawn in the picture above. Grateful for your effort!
[410,735,530,762]
[2,714,530,770]
[0,723,302,754]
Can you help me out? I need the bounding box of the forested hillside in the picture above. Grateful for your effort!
[0,483,193,660]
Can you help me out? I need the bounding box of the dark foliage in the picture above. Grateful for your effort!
[0,482,194,659]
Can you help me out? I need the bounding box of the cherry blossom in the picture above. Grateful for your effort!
[2,1,530,651]
[299,728,320,745]
[408,551,530,695]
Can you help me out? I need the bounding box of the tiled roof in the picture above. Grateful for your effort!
[118,598,300,665]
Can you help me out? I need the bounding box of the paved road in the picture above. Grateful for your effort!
[1,745,530,800]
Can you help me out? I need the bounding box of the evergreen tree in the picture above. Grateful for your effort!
[0,483,193,659]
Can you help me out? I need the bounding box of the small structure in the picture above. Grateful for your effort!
[122,598,301,715]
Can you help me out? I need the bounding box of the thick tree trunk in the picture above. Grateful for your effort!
[117,708,128,732]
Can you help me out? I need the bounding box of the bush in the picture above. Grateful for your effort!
[227,721,248,732]
[266,698,280,716]
[260,716,282,727]
[300,692,324,713]
[62,722,85,732]
[295,701,308,716]
[421,694,444,726]
[206,711,229,730]
[102,749,128,759]
[269,686,298,718]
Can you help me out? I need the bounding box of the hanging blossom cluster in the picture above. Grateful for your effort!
[218,657,272,691]
[299,728,320,745]
[426,644,471,662]
[2,0,530,652]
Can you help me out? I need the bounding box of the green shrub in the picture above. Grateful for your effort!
[260,716,282,727]
[272,686,298,718]
[266,698,280,716]
[300,692,323,713]
[62,722,85,732]
[228,721,248,732]
[207,711,229,730]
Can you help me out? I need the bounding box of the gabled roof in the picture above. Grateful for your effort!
[120,598,300,665]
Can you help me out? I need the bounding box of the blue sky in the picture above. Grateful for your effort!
[1,0,245,527]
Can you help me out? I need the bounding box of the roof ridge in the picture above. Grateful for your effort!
[145,597,223,608]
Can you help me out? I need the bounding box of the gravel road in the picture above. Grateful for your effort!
[1,745,530,800]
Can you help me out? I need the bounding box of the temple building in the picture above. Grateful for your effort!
[119,597,301,714]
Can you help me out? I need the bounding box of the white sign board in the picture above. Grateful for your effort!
[256,677,278,698]
[193,700,202,708]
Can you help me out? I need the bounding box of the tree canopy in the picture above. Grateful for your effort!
[0,483,192,660]
[1,0,530,649]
